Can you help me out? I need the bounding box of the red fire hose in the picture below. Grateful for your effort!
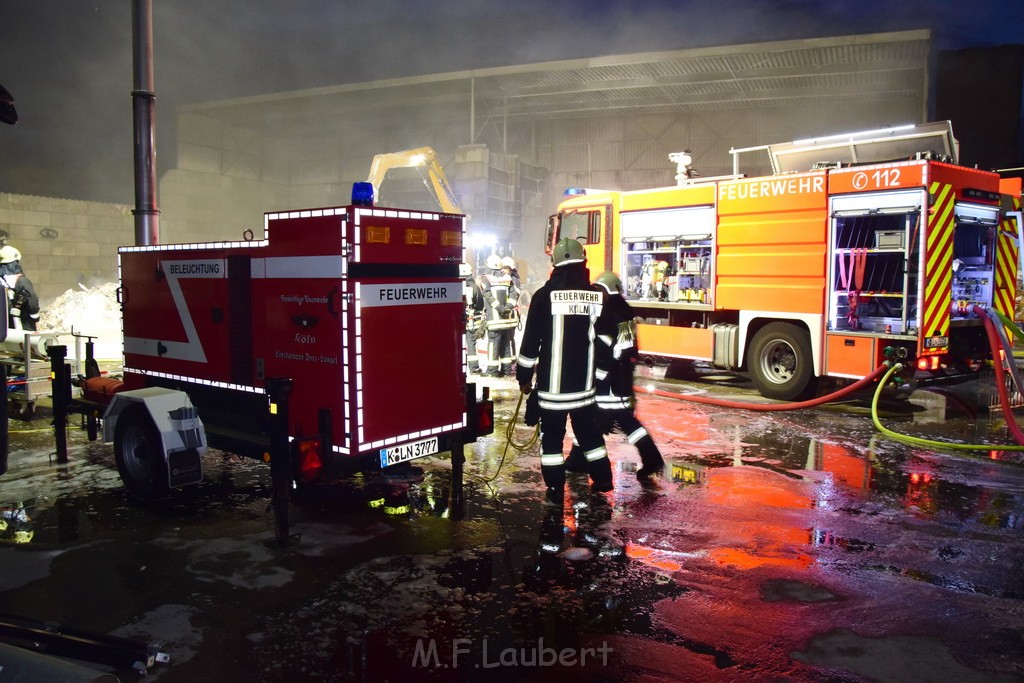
[974,305,1024,446]
[635,362,890,411]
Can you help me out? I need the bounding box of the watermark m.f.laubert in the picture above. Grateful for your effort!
[412,637,613,669]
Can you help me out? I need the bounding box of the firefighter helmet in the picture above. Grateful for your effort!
[486,254,502,271]
[550,238,585,267]
[501,257,516,270]
[595,271,622,294]
[459,262,472,278]
[0,246,20,264]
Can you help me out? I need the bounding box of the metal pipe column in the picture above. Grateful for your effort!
[132,0,159,246]
[48,345,70,464]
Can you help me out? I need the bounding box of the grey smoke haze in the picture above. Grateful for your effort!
[0,0,1020,203]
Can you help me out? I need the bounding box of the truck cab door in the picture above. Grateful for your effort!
[555,206,612,272]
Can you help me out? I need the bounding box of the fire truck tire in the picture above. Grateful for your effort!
[114,404,170,501]
[747,322,818,401]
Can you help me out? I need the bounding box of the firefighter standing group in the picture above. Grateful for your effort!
[517,238,665,508]
[464,254,522,377]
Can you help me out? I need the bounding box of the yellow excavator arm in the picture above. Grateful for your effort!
[366,146,462,215]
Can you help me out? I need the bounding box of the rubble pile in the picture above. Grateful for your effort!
[40,282,120,333]
[39,282,123,359]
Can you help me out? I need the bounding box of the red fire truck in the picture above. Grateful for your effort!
[72,186,492,501]
[547,122,1022,400]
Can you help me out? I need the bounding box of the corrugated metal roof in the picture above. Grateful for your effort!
[184,30,929,132]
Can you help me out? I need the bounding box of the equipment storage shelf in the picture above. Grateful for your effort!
[828,210,919,335]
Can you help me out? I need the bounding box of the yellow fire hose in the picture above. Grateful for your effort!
[870,362,1024,458]
[993,308,1024,352]
[480,390,539,484]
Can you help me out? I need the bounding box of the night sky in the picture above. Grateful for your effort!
[0,0,1021,203]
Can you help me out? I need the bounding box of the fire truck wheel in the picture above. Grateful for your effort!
[748,322,818,401]
[114,404,170,501]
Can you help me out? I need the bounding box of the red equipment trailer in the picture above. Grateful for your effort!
[65,193,492,508]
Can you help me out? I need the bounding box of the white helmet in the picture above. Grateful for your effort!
[485,254,502,270]
[458,263,472,278]
[501,257,516,270]
[0,245,20,264]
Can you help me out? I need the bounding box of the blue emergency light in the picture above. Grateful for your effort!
[352,182,375,206]
[563,187,587,197]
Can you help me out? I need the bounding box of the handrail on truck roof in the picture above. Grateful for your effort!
[729,121,959,176]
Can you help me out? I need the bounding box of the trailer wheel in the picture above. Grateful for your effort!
[114,404,170,501]
[748,322,818,401]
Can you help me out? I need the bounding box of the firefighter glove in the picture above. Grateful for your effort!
[524,390,540,427]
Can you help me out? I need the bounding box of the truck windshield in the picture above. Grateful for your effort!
[558,211,597,244]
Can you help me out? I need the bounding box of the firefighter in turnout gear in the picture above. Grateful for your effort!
[501,256,521,358]
[0,246,39,332]
[501,256,521,290]
[481,253,520,376]
[461,263,485,374]
[566,271,665,486]
[517,238,614,506]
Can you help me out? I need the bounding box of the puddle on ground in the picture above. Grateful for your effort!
[2,370,1024,680]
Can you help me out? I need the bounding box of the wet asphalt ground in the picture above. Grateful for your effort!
[1,366,1023,682]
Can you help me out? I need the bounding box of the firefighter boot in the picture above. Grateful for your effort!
[636,437,665,488]
[564,443,588,474]
[543,486,565,508]
[541,459,567,508]
[588,455,614,494]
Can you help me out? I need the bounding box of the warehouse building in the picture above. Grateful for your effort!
[158,29,934,280]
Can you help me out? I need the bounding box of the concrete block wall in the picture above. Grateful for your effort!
[451,144,549,286]
[159,168,291,244]
[0,192,133,302]
[516,159,549,275]
[453,144,546,249]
